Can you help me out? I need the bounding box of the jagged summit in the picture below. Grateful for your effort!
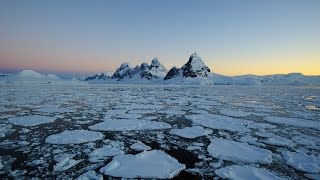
[164,53,211,80]
[85,58,168,82]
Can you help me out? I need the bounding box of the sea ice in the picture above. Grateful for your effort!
[220,109,252,117]
[170,126,212,139]
[130,141,151,151]
[215,165,285,180]
[45,130,104,144]
[53,157,83,171]
[264,116,320,130]
[208,138,273,164]
[89,119,171,131]
[8,115,57,126]
[100,150,186,179]
[89,145,124,163]
[186,114,250,133]
[77,170,103,180]
[282,151,320,173]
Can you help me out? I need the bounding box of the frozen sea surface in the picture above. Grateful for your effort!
[0,84,319,179]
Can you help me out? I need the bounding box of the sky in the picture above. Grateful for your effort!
[0,0,319,77]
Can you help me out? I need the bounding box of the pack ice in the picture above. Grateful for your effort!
[100,150,186,179]
[45,130,104,144]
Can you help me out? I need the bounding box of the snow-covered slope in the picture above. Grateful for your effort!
[0,70,86,84]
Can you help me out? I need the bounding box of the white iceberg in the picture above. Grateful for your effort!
[89,119,171,131]
[170,126,212,139]
[215,165,285,180]
[208,138,273,164]
[100,150,185,179]
[45,130,104,144]
[9,115,57,126]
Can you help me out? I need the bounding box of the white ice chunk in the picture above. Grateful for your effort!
[130,141,151,151]
[208,138,273,164]
[89,119,171,131]
[265,136,295,147]
[264,116,320,130]
[170,126,212,139]
[89,145,124,163]
[215,165,285,180]
[282,151,320,174]
[100,150,185,179]
[186,114,250,133]
[220,109,251,117]
[45,130,104,144]
[53,157,82,172]
[77,170,103,180]
[9,115,57,126]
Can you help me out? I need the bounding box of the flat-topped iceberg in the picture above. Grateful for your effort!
[89,119,171,131]
[100,150,186,179]
[208,138,273,164]
[45,130,104,144]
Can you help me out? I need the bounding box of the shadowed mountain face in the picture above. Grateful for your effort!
[164,53,211,80]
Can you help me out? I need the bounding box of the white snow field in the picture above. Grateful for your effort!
[0,84,319,179]
[99,150,186,179]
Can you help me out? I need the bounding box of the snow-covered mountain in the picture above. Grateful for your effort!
[85,58,168,83]
[0,70,85,84]
[163,53,213,85]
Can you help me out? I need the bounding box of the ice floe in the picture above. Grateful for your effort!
[8,115,57,126]
[170,126,212,139]
[264,116,320,130]
[130,141,151,151]
[215,165,285,180]
[186,114,250,133]
[77,170,103,180]
[208,138,273,164]
[53,156,83,171]
[89,145,124,163]
[282,151,320,173]
[219,109,252,117]
[45,130,104,144]
[89,119,171,131]
[100,150,186,179]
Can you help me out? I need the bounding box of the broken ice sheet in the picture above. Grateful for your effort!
[8,115,58,126]
[215,165,285,180]
[100,150,186,179]
[208,138,273,164]
[89,119,171,131]
[45,130,104,144]
[170,126,212,139]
